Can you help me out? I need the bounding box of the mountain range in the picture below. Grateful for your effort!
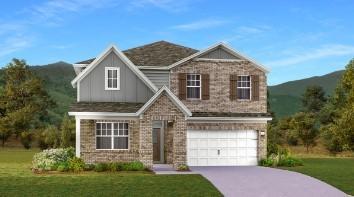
[0,62,344,123]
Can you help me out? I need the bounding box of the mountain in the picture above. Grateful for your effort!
[0,61,344,123]
[268,70,344,118]
[0,61,76,125]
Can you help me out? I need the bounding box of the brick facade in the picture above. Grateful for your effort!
[139,92,187,168]
[170,60,267,113]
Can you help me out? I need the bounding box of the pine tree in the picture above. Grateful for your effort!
[60,114,75,148]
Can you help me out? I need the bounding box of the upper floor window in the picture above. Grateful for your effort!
[105,67,120,90]
[237,76,251,100]
[187,74,201,99]
[96,122,129,150]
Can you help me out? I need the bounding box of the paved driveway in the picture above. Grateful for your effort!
[191,166,346,197]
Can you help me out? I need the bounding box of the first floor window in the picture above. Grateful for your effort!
[96,122,128,149]
[237,76,251,100]
[187,74,201,99]
[105,67,120,90]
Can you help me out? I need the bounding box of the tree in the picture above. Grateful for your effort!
[290,112,319,153]
[60,115,75,148]
[320,59,354,152]
[301,85,327,113]
[0,59,55,148]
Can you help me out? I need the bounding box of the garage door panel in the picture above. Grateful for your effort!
[187,130,258,166]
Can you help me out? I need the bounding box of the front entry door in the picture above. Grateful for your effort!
[153,128,161,162]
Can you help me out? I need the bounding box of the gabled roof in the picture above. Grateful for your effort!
[70,44,158,92]
[75,41,198,67]
[136,86,192,117]
[168,42,269,73]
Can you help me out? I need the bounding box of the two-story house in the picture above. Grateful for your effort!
[69,41,271,169]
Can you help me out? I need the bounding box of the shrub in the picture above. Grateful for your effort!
[177,164,189,171]
[57,162,69,172]
[68,157,85,173]
[122,161,144,171]
[32,147,75,171]
[278,156,303,167]
[20,131,33,149]
[84,164,95,171]
[94,163,108,172]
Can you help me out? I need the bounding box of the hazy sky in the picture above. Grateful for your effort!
[0,0,353,85]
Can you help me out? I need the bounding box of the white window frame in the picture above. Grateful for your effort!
[105,67,120,90]
[95,122,129,150]
[237,75,252,100]
[186,74,202,100]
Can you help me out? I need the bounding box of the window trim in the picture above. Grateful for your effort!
[237,75,252,101]
[105,67,120,90]
[95,122,129,150]
[186,73,202,100]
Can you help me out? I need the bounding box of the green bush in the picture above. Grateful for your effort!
[278,156,303,167]
[122,161,144,171]
[94,163,108,172]
[32,147,75,171]
[84,164,95,171]
[177,164,189,171]
[259,158,275,167]
[68,157,85,173]
[57,162,69,172]
[20,131,33,149]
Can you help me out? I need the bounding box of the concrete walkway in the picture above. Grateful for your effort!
[153,164,198,175]
[191,166,346,197]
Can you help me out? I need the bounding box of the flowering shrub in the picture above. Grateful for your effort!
[68,157,85,173]
[32,147,75,171]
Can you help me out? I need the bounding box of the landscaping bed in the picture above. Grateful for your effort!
[0,148,221,196]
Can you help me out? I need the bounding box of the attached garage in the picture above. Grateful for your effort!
[187,130,258,166]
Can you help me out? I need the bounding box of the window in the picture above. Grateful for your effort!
[96,122,128,150]
[237,76,251,100]
[187,74,201,99]
[105,67,120,90]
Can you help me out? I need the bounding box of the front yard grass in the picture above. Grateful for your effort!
[0,148,221,197]
[279,158,354,195]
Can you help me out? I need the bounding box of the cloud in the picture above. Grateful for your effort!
[128,0,192,12]
[0,35,32,58]
[172,19,229,31]
[266,44,354,67]
[221,25,271,43]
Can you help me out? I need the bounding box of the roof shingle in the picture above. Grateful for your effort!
[75,41,198,67]
[69,102,144,113]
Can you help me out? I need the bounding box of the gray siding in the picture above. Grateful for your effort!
[200,48,240,59]
[79,51,154,102]
[141,69,170,88]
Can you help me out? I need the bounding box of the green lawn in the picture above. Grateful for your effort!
[280,158,354,195]
[0,148,221,197]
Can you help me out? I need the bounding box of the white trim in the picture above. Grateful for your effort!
[168,42,269,73]
[71,44,158,92]
[186,73,201,100]
[75,117,80,157]
[187,116,272,122]
[137,66,170,70]
[73,115,139,120]
[136,86,192,117]
[68,112,137,116]
[73,64,88,67]
[194,58,245,62]
[105,67,120,90]
[95,121,130,150]
[237,75,251,100]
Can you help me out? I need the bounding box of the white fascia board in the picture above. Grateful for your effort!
[68,112,138,117]
[136,86,192,117]
[187,116,272,122]
[137,66,170,70]
[73,64,88,67]
[71,44,158,92]
[167,42,269,73]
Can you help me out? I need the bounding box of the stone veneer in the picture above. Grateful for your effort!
[187,122,267,160]
[170,60,267,113]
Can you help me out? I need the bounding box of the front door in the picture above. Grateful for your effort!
[153,128,161,162]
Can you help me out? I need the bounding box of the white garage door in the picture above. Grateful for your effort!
[187,130,258,166]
